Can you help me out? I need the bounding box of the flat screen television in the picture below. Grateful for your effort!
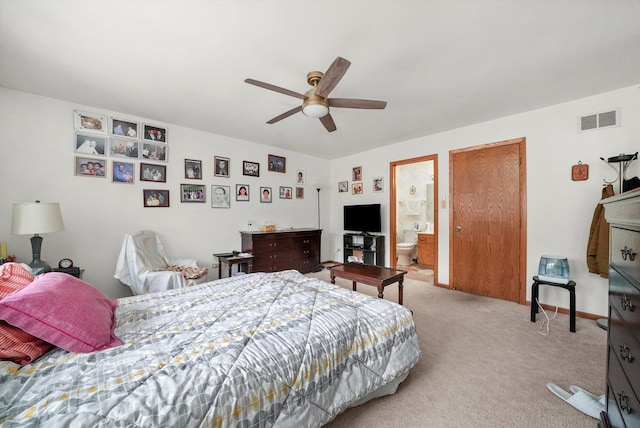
[343,203,382,234]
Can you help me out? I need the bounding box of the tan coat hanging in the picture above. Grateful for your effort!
[586,184,614,277]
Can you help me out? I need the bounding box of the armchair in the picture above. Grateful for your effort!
[114,230,208,295]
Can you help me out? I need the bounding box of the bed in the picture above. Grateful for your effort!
[0,269,420,427]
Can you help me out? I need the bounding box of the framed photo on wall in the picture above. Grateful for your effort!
[268,154,286,173]
[243,160,260,177]
[181,184,205,202]
[373,177,384,192]
[142,142,168,162]
[74,110,107,134]
[296,169,305,184]
[143,189,169,207]
[236,184,250,201]
[140,163,166,182]
[74,156,106,178]
[352,182,363,194]
[111,118,139,139]
[112,161,135,184]
[211,185,231,208]
[296,187,304,199]
[109,138,139,158]
[75,133,107,156]
[260,187,272,203]
[214,156,230,177]
[279,186,292,199]
[185,159,202,179]
[142,124,167,143]
[338,181,348,192]
[352,166,362,181]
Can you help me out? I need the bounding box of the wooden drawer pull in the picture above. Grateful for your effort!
[619,344,634,363]
[620,246,636,261]
[621,295,635,312]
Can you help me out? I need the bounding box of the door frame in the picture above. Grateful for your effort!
[449,137,527,304]
[390,154,438,285]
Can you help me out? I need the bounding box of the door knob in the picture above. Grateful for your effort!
[455,226,462,232]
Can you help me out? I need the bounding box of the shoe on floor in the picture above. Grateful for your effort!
[547,383,605,419]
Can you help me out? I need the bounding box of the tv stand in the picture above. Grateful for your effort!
[343,233,385,266]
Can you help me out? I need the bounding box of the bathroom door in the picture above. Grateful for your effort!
[450,138,526,303]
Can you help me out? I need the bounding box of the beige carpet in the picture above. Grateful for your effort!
[306,269,606,428]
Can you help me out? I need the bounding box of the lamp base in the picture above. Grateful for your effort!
[29,234,51,274]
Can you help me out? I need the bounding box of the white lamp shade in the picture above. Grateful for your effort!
[11,202,65,235]
[302,104,329,118]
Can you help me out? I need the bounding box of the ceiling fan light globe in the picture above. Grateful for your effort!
[302,104,329,118]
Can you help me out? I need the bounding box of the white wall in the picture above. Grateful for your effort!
[2,85,638,317]
[330,84,640,317]
[0,88,330,298]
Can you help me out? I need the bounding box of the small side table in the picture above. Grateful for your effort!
[215,254,254,279]
[530,275,576,332]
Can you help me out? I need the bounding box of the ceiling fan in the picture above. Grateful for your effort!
[244,57,387,132]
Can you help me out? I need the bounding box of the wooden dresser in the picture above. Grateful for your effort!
[601,189,640,428]
[240,228,322,274]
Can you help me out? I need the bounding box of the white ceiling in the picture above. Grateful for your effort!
[1,0,639,159]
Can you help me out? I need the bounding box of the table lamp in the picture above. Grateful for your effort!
[11,201,65,273]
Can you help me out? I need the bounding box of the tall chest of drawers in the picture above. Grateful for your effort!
[240,228,322,274]
[601,189,640,428]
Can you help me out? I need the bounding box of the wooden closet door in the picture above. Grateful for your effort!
[450,138,526,303]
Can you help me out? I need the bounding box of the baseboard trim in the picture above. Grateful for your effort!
[528,301,603,321]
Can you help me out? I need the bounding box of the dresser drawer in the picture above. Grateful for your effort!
[291,258,316,272]
[609,306,640,390]
[253,253,291,272]
[252,237,291,253]
[291,234,319,248]
[611,227,640,280]
[607,346,640,428]
[609,268,640,338]
[290,245,318,261]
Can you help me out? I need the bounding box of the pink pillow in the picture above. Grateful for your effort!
[0,262,49,364]
[0,273,122,353]
[0,262,35,299]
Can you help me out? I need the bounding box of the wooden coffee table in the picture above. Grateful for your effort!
[329,263,407,305]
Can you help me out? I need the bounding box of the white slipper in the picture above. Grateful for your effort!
[546,383,605,419]
[569,385,606,406]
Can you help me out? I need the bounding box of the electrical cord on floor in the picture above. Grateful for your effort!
[536,297,559,336]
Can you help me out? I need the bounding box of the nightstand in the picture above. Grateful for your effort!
[213,253,253,279]
[53,267,84,279]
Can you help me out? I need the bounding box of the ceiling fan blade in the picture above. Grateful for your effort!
[315,57,351,99]
[329,98,387,109]
[245,78,305,100]
[266,105,303,124]
[319,114,337,132]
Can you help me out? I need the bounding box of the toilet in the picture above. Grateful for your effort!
[396,229,418,266]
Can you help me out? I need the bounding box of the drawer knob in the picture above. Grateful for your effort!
[618,391,632,414]
[621,295,636,312]
[620,246,636,261]
[619,344,634,363]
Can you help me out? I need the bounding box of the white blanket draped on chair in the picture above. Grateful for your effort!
[114,230,207,295]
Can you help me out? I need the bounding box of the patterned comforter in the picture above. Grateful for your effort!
[0,270,420,427]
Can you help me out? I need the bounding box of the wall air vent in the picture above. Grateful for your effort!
[578,108,620,132]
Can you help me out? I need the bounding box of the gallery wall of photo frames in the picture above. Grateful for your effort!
[72,110,312,208]
[337,166,384,195]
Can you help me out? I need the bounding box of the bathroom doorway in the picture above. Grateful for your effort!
[390,154,438,284]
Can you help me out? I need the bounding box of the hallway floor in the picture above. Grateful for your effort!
[398,262,434,283]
